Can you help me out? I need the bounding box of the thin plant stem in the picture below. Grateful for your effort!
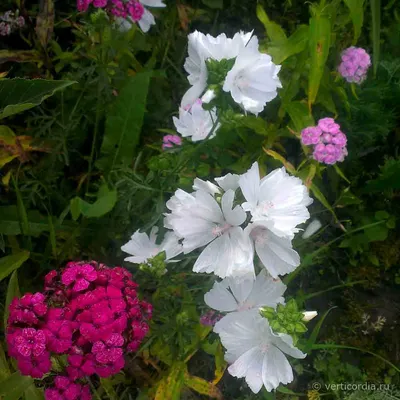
[303,280,368,300]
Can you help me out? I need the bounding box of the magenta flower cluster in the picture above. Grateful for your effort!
[200,310,223,327]
[301,118,348,165]
[338,46,371,84]
[0,10,24,36]
[6,261,152,400]
[162,135,182,151]
[77,0,144,22]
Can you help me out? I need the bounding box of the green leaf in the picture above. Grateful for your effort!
[285,101,315,132]
[0,51,40,65]
[0,251,29,283]
[35,0,54,48]
[370,0,381,75]
[100,378,118,400]
[0,372,34,400]
[4,271,20,328]
[333,164,350,183]
[70,184,117,220]
[268,25,309,64]
[256,4,287,43]
[344,0,365,44]
[308,13,331,107]
[24,385,44,400]
[201,0,223,8]
[0,206,52,236]
[12,177,30,238]
[303,307,337,353]
[364,158,400,192]
[310,183,338,222]
[97,72,152,172]
[0,342,11,381]
[0,79,75,119]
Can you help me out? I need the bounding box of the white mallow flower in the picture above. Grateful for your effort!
[173,100,220,142]
[205,270,286,330]
[239,162,313,239]
[164,189,254,278]
[302,219,322,239]
[223,47,282,114]
[116,0,166,33]
[217,311,306,393]
[245,222,300,278]
[121,226,182,264]
[302,311,318,322]
[215,173,240,191]
[182,31,258,108]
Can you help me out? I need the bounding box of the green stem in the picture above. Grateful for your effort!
[87,378,102,400]
[86,80,102,194]
[303,280,368,300]
[312,344,400,373]
[285,220,386,285]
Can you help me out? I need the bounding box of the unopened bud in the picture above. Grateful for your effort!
[302,311,318,322]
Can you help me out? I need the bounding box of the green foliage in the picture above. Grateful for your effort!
[0,79,75,119]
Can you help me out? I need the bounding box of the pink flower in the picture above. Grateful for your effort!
[318,118,340,134]
[44,270,58,290]
[110,0,127,17]
[77,0,92,12]
[94,356,125,378]
[44,320,74,353]
[200,310,223,326]
[332,132,347,147]
[162,135,183,150]
[93,0,107,7]
[338,47,371,84]
[92,333,124,364]
[131,321,149,340]
[8,292,47,325]
[301,127,322,145]
[45,376,90,400]
[61,263,97,292]
[67,354,96,380]
[18,352,51,378]
[126,0,145,21]
[13,328,47,357]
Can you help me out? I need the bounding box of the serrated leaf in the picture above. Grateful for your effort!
[256,4,287,43]
[0,251,29,282]
[97,72,152,172]
[0,79,75,119]
[344,0,365,44]
[308,13,331,107]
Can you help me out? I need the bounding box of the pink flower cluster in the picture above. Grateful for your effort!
[6,261,152,400]
[0,10,24,36]
[77,0,144,22]
[338,46,371,84]
[162,135,182,150]
[301,118,348,165]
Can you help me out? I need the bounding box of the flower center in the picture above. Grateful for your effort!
[235,72,249,90]
[260,343,270,354]
[212,223,231,237]
[250,226,268,245]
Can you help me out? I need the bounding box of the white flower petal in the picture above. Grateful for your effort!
[221,190,246,226]
[140,0,166,7]
[262,346,294,391]
[239,162,261,213]
[193,178,221,195]
[204,280,238,312]
[302,219,322,239]
[137,7,155,33]
[215,173,240,191]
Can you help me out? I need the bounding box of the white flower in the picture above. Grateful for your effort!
[245,222,300,278]
[121,226,182,264]
[205,270,286,330]
[302,311,318,322]
[215,173,240,191]
[181,31,258,108]
[164,189,254,278]
[223,47,282,114]
[193,178,221,195]
[201,89,216,103]
[173,101,220,142]
[302,219,322,239]
[239,162,313,239]
[115,0,165,34]
[217,311,306,393]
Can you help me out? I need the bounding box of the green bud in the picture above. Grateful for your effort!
[206,58,236,85]
[260,306,275,319]
[286,299,298,313]
[295,322,308,333]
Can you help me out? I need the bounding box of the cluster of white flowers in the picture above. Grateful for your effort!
[122,161,317,393]
[173,31,282,142]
